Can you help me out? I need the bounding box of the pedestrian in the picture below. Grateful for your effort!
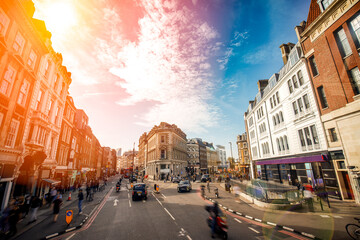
[207,180,210,193]
[303,183,314,211]
[52,194,62,222]
[86,185,91,201]
[23,195,31,218]
[8,200,20,237]
[50,187,57,202]
[78,189,84,214]
[28,196,40,224]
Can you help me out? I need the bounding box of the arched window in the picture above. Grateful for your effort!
[273,116,276,126]
[284,136,289,150]
[280,111,284,122]
[276,114,280,124]
[280,137,285,151]
[276,138,281,152]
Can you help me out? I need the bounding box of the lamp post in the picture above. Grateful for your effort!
[229,142,234,170]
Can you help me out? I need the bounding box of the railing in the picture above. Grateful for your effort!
[231,179,302,204]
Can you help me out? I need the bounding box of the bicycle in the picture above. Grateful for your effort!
[346,217,360,239]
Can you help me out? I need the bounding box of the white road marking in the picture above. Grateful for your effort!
[65,233,76,240]
[65,227,76,232]
[129,200,132,207]
[255,218,262,222]
[234,218,242,224]
[164,208,175,220]
[283,226,294,232]
[114,199,119,206]
[267,222,276,226]
[45,233,59,239]
[128,193,130,198]
[245,215,253,219]
[333,215,343,218]
[186,235,192,240]
[161,193,167,198]
[320,215,330,218]
[248,227,260,234]
[301,232,315,238]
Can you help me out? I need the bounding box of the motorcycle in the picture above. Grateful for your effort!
[116,184,121,192]
[205,205,228,239]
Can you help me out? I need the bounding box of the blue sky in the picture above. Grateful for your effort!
[34,0,311,157]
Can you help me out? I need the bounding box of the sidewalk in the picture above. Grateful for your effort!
[11,178,115,240]
[205,182,360,240]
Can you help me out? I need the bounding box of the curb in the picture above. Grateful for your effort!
[204,195,321,240]
[42,186,113,240]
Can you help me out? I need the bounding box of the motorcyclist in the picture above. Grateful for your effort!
[210,202,220,238]
[116,181,121,191]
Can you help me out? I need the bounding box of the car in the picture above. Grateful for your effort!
[177,180,192,192]
[201,174,211,182]
[172,177,181,183]
[130,175,137,183]
[132,183,147,201]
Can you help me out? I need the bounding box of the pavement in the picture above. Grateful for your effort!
[201,181,360,240]
[10,177,117,240]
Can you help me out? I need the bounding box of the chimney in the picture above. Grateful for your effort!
[295,21,306,41]
[257,79,268,92]
[279,42,295,65]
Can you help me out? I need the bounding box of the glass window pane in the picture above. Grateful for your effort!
[303,94,310,109]
[298,130,306,147]
[304,127,313,146]
[297,70,304,86]
[336,28,352,56]
[350,67,360,95]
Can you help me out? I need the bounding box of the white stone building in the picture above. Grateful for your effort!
[216,145,227,169]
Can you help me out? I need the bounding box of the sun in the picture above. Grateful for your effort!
[34,0,78,36]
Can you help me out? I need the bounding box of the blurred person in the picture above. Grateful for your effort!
[23,195,31,218]
[8,199,20,237]
[207,181,211,193]
[78,189,84,214]
[52,194,62,222]
[28,196,41,224]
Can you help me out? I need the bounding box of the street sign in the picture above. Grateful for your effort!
[66,210,73,225]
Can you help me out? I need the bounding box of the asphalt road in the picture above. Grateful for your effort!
[47,179,310,240]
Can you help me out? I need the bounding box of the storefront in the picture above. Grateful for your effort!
[0,164,15,212]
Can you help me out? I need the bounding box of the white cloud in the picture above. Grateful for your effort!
[96,0,220,133]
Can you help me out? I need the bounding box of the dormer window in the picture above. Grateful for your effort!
[318,0,334,12]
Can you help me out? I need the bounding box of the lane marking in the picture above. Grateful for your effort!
[186,235,192,240]
[46,233,59,239]
[155,197,163,206]
[129,200,132,207]
[161,193,167,198]
[248,227,260,234]
[234,218,242,224]
[164,208,175,220]
[320,215,330,218]
[65,233,76,240]
[228,209,234,212]
[245,215,253,219]
[279,230,309,240]
[283,226,294,232]
[333,215,342,218]
[301,232,315,239]
[267,221,276,226]
[128,193,130,198]
[255,218,262,222]
[65,227,76,232]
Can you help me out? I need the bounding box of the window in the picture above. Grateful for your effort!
[5,119,20,148]
[161,150,166,159]
[0,10,10,35]
[298,130,306,147]
[276,114,280,124]
[47,99,53,116]
[13,32,25,54]
[53,74,59,90]
[0,112,3,128]
[297,98,304,112]
[270,98,273,108]
[303,94,310,109]
[248,117,253,127]
[292,102,299,115]
[27,50,37,69]
[309,56,319,76]
[35,90,43,111]
[350,14,360,45]
[297,70,304,86]
[1,65,15,96]
[252,146,258,158]
[321,0,334,10]
[275,92,280,104]
[317,86,328,108]
[304,127,313,146]
[17,80,30,106]
[280,137,285,151]
[273,116,276,126]
[161,136,165,143]
[272,96,276,106]
[55,106,60,124]
[276,138,281,152]
[288,80,293,93]
[284,136,289,150]
[310,125,319,145]
[329,128,338,142]
[43,60,51,77]
[292,75,299,89]
[349,67,360,95]
[280,111,284,122]
[335,28,352,57]
[250,130,255,139]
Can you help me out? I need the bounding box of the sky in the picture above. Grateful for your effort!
[33,0,311,158]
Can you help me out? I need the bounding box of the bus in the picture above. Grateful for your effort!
[121,168,133,179]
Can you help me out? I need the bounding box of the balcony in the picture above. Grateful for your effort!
[32,111,49,123]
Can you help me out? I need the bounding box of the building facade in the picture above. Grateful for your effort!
[216,145,227,170]
[141,122,187,180]
[204,142,219,174]
[300,0,360,203]
[244,41,332,192]
[236,133,250,178]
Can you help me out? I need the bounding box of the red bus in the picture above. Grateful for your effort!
[121,168,133,178]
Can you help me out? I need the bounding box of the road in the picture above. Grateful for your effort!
[43,179,311,240]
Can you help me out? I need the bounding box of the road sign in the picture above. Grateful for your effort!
[66,210,73,225]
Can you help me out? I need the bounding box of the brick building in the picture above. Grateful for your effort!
[300,0,360,203]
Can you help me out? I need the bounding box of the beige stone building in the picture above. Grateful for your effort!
[204,142,219,174]
[236,133,250,178]
[139,122,187,180]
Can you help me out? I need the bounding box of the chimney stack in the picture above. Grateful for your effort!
[295,21,306,41]
[279,42,295,65]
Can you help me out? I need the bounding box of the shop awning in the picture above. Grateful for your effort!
[42,179,61,185]
[255,154,326,165]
